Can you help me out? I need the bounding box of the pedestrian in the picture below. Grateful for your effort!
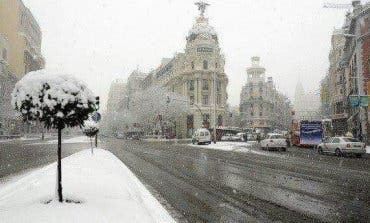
[286,136,291,148]
[257,133,261,144]
[243,132,248,142]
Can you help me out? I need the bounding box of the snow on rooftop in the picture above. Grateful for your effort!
[0,149,175,223]
[188,17,216,36]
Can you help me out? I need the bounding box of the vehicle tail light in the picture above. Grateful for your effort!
[346,144,351,148]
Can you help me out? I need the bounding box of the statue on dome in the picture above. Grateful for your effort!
[195,1,209,17]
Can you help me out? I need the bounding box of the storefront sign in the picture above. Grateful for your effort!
[359,95,369,107]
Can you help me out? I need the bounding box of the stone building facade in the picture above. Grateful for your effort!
[134,3,228,137]
[240,57,292,133]
[0,35,19,135]
[320,1,370,141]
[0,0,44,79]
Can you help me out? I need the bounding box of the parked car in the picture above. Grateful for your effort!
[192,128,212,145]
[231,133,245,141]
[260,133,287,151]
[221,134,233,141]
[317,137,366,157]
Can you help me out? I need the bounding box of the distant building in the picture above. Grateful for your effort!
[0,0,45,79]
[127,69,147,105]
[123,3,229,138]
[223,105,241,127]
[320,1,370,140]
[106,79,127,113]
[240,57,292,133]
[293,82,321,121]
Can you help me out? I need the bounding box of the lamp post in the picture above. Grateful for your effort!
[213,46,217,144]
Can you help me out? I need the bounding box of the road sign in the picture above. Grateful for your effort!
[349,95,360,107]
[91,112,101,122]
[348,95,369,107]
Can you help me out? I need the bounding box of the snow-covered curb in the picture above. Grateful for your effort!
[27,136,98,145]
[188,141,283,157]
[0,149,174,223]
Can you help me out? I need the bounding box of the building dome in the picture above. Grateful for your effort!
[189,16,216,36]
[187,16,218,43]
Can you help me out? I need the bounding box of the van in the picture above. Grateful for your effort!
[192,128,212,145]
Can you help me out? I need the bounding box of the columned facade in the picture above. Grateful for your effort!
[148,3,228,138]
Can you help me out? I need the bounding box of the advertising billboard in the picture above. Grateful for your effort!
[300,121,323,146]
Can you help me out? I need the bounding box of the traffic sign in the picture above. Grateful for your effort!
[91,112,101,122]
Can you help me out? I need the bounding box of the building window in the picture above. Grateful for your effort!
[203,60,208,70]
[259,111,263,117]
[191,61,195,70]
[217,94,221,105]
[215,62,218,68]
[216,80,221,92]
[202,94,209,105]
[188,80,194,91]
[2,48,7,61]
[202,79,209,90]
[187,115,194,129]
[217,115,223,126]
[190,95,195,105]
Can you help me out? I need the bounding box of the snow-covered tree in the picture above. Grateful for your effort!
[130,85,190,136]
[12,69,99,202]
[82,120,99,153]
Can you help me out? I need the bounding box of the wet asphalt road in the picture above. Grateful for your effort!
[103,139,370,223]
[0,138,369,222]
[0,137,87,180]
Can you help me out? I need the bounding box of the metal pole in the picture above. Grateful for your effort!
[213,48,217,143]
[57,125,63,202]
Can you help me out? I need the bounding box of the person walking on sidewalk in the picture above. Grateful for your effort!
[256,133,261,148]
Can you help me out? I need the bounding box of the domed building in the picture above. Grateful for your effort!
[145,2,229,137]
[239,57,292,133]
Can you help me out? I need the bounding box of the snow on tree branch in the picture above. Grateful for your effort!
[11,69,99,129]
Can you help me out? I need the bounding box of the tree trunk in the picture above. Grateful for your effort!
[90,137,93,154]
[57,126,63,202]
[95,133,98,148]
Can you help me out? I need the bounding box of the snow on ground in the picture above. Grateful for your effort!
[189,141,283,157]
[27,136,99,145]
[0,149,175,223]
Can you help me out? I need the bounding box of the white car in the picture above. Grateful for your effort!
[231,133,245,141]
[221,134,233,141]
[260,134,287,151]
[192,128,212,145]
[317,137,366,157]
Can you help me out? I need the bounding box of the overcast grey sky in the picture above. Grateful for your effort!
[23,0,352,111]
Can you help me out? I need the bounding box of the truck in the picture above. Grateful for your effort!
[299,120,323,147]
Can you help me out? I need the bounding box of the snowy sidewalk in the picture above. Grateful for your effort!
[0,149,174,223]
